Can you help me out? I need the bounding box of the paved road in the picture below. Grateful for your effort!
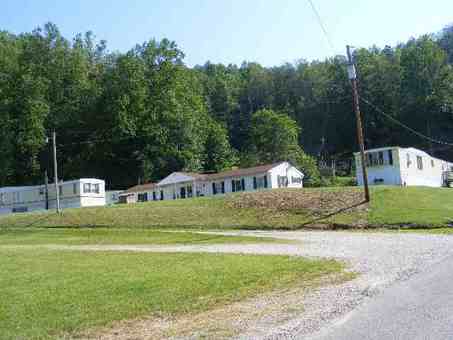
[310,254,453,340]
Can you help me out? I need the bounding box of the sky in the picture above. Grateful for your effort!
[1,0,453,67]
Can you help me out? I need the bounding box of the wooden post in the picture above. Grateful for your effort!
[346,45,370,202]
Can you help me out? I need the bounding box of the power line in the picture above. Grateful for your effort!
[307,0,336,53]
[360,97,453,147]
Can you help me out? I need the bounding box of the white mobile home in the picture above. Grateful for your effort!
[354,147,453,187]
[0,178,106,215]
[121,161,304,203]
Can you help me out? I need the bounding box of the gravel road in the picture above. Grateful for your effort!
[13,230,453,339]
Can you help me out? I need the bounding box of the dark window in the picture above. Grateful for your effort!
[417,156,423,170]
[187,186,193,198]
[73,183,77,194]
[388,150,393,165]
[431,159,435,168]
[221,181,225,194]
[212,182,217,195]
[378,152,384,165]
[253,177,257,189]
[138,193,148,202]
[160,190,164,200]
[180,187,186,199]
[264,176,268,188]
[232,179,243,192]
[153,191,157,201]
[277,176,289,188]
[59,185,63,196]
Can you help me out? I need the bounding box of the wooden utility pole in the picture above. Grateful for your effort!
[52,131,61,213]
[346,45,370,202]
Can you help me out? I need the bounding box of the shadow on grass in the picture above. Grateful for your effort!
[299,199,368,229]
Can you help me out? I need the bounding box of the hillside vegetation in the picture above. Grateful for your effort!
[1,186,452,229]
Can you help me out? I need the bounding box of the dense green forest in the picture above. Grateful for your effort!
[1,23,453,189]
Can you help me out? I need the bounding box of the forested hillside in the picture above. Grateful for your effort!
[1,23,453,189]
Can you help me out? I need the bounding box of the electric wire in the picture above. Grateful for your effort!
[307,0,336,53]
[361,96,453,147]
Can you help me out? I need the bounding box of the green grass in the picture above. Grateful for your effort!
[0,228,278,246]
[0,248,346,340]
[368,186,453,227]
[0,194,310,229]
[1,186,453,230]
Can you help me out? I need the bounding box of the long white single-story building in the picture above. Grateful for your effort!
[120,161,304,203]
[0,178,106,215]
[354,146,453,187]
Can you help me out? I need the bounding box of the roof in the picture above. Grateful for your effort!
[122,182,157,194]
[206,162,286,181]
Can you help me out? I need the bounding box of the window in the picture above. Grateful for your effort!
[39,187,45,195]
[388,150,393,166]
[187,185,193,198]
[153,191,157,201]
[73,183,77,195]
[407,154,411,168]
[378,151,384,165]
[83,183,100,194]
[137,193,148,202]
[417,156,423,170]
[291,176,302,184]
[59,186,63,196]
[253,176,268,189]
[160,190,164,200]
[212,182,225,195]
[431,159,435,168]
[232,179,244,192]
[277,175,289,188]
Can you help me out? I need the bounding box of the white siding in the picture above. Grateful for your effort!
[0,178,106,215]
[269,162,304,189]
[355,147,453,187]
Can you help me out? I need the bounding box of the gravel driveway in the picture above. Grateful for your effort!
[15,230,453,339]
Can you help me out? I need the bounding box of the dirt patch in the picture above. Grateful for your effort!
[226,189,367,219]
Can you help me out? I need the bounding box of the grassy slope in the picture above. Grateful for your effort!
[1,186,452,229]
[0,249,345,340]
[0,228,279,245]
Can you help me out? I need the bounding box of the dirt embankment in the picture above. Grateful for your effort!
[227,189,367,213]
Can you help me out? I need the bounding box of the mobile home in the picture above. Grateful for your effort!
[0,178,106,215]
[354,147,453,187]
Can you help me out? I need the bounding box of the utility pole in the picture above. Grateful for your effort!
[44,170,49,210]
[346,45,370,202]
[52,131,61,213]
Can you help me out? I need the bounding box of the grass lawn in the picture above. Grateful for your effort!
[0,248,347,340]
[1,186,453,230]
[368,186,453,227]
[0,228,279,246]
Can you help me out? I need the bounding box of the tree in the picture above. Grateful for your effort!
[249,109,300,163]
[202,120,238,172]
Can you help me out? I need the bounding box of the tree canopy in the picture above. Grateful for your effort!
[1,23,453,188]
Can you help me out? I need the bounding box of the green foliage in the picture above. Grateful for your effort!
[249,109,300,162]
[1,23,453,189]
[202,119,238,172]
